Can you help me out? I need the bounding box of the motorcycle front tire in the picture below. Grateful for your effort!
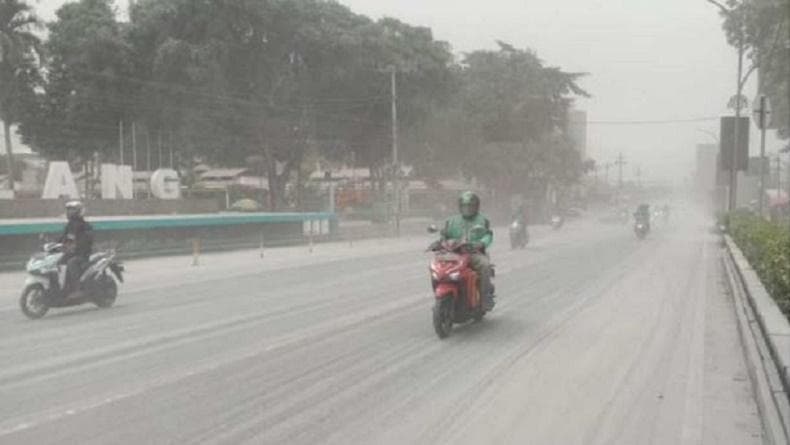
[20,284,49,320]
[433,298,454,339]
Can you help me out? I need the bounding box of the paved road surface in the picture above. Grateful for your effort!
[0,207,764,444]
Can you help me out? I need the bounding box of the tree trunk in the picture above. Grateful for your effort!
[3,120,14,193]
[263,144,278,211]
[296,161,303,211]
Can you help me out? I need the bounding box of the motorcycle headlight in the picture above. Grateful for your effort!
[449,271,461,281]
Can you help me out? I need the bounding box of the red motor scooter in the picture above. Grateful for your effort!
[427,226,494,339]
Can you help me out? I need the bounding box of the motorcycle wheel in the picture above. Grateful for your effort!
[20,284,49,320]
[473,308,485,322]
[93,275,118,308]
[433,299,453,339]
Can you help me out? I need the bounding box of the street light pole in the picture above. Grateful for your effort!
[731,35,744,212]
[389,65,401,237]
[706,0,747,212]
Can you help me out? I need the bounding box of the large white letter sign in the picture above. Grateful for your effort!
[101,164,133,199]
[150,169,181,199]
[42,162,79,199]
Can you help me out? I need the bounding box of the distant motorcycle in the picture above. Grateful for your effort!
[508,220,528,249]
[551,215,564,230]
[634,220,650,240]
[20,242,124,319]
[426,226,495,339]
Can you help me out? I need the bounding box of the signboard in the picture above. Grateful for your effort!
[42,162,180,200]
[752,94,772,130]
[720,116,749,171]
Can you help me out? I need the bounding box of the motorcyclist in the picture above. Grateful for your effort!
[510,202,528,238]
[59,200,93,297]
[634,203,651,229]
[441,191,495,310]
[511,202,528,226]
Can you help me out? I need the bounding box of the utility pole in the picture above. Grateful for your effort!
[777,155,782,197]
[145,127,151,198]
[706,0,754,212]
[755,94,771,216]
[390,66,398,171]
[614,153,626,203]
[636,166,642,189]
[158,132,163,170]
[389,65,400,237]
[119,120,124,165]
[731,33,744,212]
[131,122,137,170]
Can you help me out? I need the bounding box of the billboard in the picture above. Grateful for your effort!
[719,116,749,171]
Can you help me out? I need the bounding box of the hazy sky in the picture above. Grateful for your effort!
[33,0,782,183]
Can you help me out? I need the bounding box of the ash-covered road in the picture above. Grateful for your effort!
[0,208,763,444]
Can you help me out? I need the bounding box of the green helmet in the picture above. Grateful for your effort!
[459,191,480,219]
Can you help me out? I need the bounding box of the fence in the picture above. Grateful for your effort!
[0,212,335,271]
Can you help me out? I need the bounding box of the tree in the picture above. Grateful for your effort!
[715,0,789,138]
[21,0,133,171]
[428,42,588,197]
[0,0,40,192]
[125,0,455,209]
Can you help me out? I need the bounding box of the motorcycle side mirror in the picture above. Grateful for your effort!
[427,224,439,234]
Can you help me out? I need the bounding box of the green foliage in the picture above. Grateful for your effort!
[716,0,789,138]
[21,0,132,163]
[16,1,588,207]
[424,42,588,196]
[0,0,41,122]
[729,213,790,318]
[0,0,42,186]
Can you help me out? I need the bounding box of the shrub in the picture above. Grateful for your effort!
[729,213,790,318]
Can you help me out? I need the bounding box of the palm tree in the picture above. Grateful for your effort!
[0,0,40,193]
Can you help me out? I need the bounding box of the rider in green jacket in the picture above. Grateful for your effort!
[441,191,495,310]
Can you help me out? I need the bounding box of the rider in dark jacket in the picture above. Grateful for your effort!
[60,200,93,295]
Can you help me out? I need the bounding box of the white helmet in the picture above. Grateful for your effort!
[65,200,85,219]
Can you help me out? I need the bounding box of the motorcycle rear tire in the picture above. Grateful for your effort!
[433,299,453,339]
[93,275,118,308]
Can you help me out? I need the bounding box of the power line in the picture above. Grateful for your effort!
[587,116,721,125]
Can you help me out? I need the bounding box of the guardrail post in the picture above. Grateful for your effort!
[192,238,201,266]
[308,220,314,253]
[259,228,265,259]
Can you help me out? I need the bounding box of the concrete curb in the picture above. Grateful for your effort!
[723,235,790,442]
[725,236,790,392]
